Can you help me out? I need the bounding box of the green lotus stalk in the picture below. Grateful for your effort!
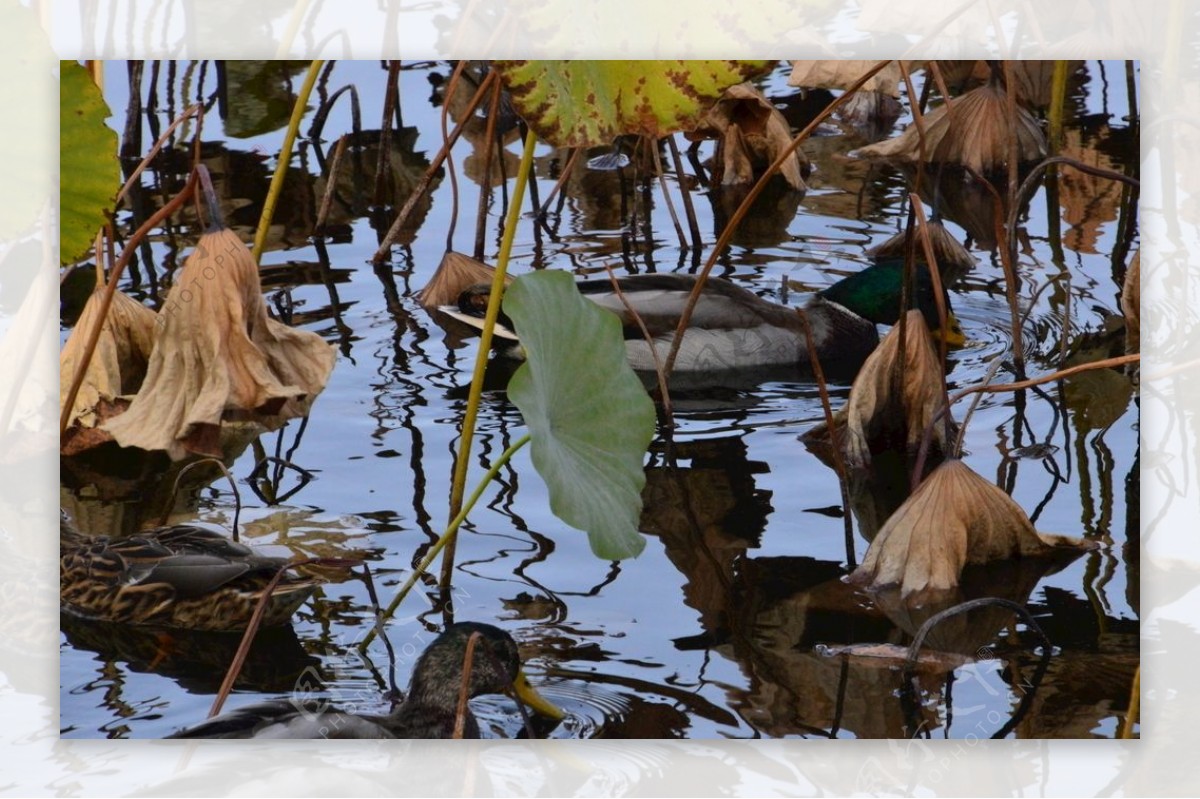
[252,59,324,263]
[359,434,531,651]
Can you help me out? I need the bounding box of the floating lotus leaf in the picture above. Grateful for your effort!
[60,289,156,436]
[842,310,955,469]
[492,60,774,148]
[60,60,119,265]
[689,82,807,190]
[849,460,1095,601]
[103,227,336,460]
[503,270,656,560]
[853,75,1046,172]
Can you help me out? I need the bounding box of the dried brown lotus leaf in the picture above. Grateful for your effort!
[849,460,1095,600]
[692,83,807,190]
[787,60,905,97]
[416,250,510,310]
[842,310,952,469]
[854,78,1046,172]
[60,289,157,430]
[867,220,975,283]
[103,228,336,460]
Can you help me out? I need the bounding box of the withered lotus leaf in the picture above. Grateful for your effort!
[416,250,510,310]
[849,460,1095,600]
[787,60,905,97]
[853,76,1046,172]
[103,227,336,460]
[60,289,156,431]
[690,83,807,190]
[842,310,953,469]
[866,220,975,284]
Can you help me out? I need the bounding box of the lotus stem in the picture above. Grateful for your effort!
[359,433,532,651]
[252,59,324,264]
[444,130,537,528]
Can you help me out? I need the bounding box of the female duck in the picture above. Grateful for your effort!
[60,514,321,632]
[167,622,564,738]
[442,260,963,378]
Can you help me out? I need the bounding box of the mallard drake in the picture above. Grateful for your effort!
[440,260,964,378]
[167,621,564,738]
[60,514,321,632]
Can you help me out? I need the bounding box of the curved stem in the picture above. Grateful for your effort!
[663,60,894,376]
[360,433,532,651]
[444,131,537,526]
[59,168,199,436]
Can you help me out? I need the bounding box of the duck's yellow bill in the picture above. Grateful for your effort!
[511,670,565,720]
[938,310,967,348]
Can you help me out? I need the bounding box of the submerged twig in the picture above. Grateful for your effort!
[161,457,243,539]
[371,69,498,266]
[796,307,856,570]
[901,596,1051,739]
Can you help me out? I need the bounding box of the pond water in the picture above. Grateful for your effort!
[60,60,1139,740]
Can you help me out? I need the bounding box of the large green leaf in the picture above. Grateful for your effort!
[503,270,656,559]
[60,61,119,265]
[492,60,774,148]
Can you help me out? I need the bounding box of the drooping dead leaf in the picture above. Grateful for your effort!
[853,75,1046,173]
[416,250,510,310]
[849,459,1096,601]
[689,83,808,190]
[787,61,906,134]
[1007,61,1084,110]
[103,227,336,460]
[841,310,955,469]
[60,289,157,433]
[867,220,976,286]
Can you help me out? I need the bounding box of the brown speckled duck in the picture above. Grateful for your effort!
[60,514,320,632]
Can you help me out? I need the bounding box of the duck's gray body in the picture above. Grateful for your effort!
[576,274,877,374]
[441,273,879,376]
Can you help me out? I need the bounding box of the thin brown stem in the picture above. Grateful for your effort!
[664,60,895,375]
[60,168,199,436]
[796,307,855,569]
[371,70,497,266]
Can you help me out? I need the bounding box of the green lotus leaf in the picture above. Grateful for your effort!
[492,60,775,148]
[503,270,656,559]
[60,60,119,265]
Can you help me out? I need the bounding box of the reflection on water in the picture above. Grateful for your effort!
[60,60,1139,739]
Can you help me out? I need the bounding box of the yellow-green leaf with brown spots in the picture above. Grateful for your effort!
[492,60,774,148]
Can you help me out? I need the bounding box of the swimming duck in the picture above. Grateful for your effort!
[167,621,564,738]
[60,514,322,632]
[440,260,964,378]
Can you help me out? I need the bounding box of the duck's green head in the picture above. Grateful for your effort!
[414,622,564,721]
[817,259,965,347]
